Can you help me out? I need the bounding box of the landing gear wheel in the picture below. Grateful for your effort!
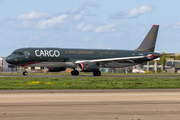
[93,71,101,76]
[22,71,28,76]
[71,70,79,76]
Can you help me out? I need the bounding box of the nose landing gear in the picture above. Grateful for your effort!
[23,71,28,76]
[22,66,28,76]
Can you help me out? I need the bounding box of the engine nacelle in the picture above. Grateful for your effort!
[48,67,66,72]
[77,62,99,72]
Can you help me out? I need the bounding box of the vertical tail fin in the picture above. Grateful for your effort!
[135,25,159,52]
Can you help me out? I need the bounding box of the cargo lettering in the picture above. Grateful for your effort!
[35,50,60,57]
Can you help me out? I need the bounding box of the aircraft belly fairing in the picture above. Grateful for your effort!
[25,62,76,68]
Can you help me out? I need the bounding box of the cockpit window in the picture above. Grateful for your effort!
[12,52,23,55]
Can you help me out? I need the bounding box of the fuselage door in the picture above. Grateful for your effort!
[24,51,30,58]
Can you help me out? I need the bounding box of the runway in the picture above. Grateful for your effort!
[1,74,180,78]
[0,89,180,120]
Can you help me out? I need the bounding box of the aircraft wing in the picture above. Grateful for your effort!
[75,56,145,64]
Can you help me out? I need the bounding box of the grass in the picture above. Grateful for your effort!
[0,75,180,89]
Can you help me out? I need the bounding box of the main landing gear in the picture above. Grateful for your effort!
[71,70,101,76]
[71,70,79,76]
[71,69,101,76]
[93,71,101,76]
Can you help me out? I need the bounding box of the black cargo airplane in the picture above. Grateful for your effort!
[6,25,162,76]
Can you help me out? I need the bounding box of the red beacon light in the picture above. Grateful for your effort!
[152,25,156,27]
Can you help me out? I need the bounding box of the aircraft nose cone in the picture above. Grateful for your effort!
[6,56,13,64]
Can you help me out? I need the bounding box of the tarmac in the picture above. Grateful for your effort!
[1,75,180,78]
[0,89,180,120]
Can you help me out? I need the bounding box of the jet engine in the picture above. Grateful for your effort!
[77,62,99,72]
[48,67,66,72]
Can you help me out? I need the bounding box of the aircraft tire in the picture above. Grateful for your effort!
[93,71,101,76]
[75,70,79,75]
[71,70,79,76]
[22,71,28,76]
[98,71,101,76]
[93,71,96,76]
[71,71,74,75]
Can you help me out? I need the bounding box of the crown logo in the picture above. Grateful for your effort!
[149,34,155,40]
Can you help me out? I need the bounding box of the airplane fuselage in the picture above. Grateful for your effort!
[6,48,160,68]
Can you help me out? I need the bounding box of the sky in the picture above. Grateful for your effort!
[0,0,180,56]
